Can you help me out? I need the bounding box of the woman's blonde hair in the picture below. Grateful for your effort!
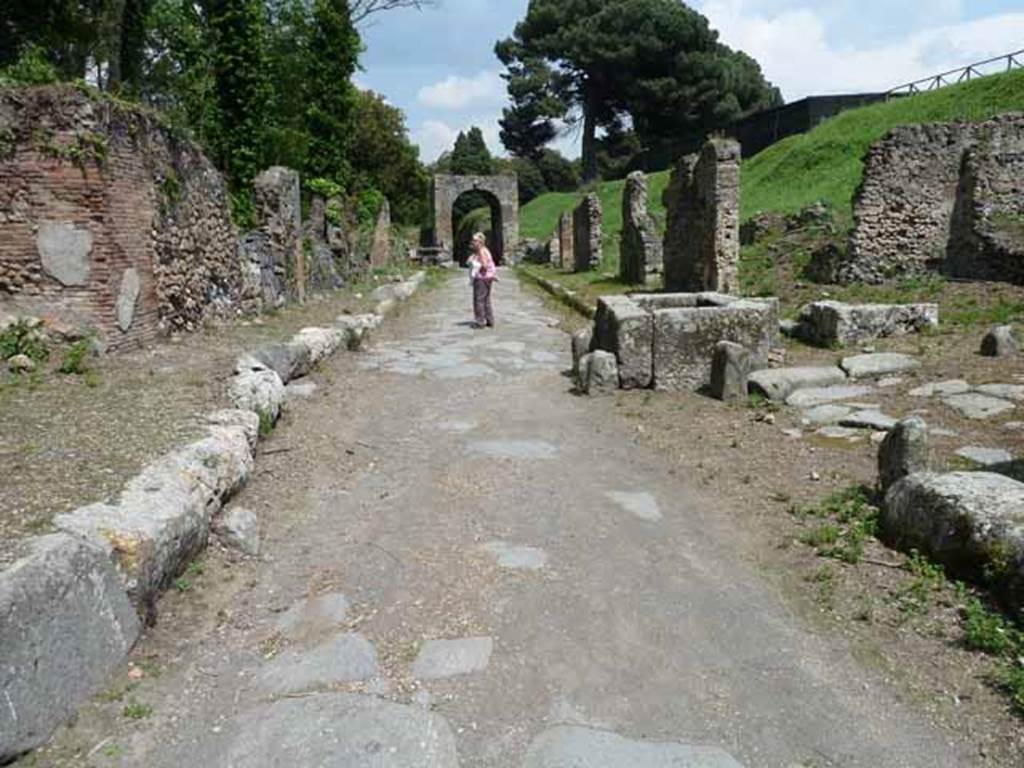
[472,232,486,245]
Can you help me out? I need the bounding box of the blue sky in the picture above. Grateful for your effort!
[356,0,1024,161]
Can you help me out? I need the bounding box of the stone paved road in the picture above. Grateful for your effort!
[59,273,982,767]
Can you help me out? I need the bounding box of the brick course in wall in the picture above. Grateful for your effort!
[0,85,240,349]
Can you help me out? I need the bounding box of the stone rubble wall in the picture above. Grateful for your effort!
[572,193,602,272]
[663,139,741,294]
[0,85,240,349]
[619,171,663,284]
[369,198,392,270]
[557,212,574,271]
[843,113,1024,284]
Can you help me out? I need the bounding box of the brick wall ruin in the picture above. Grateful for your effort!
[0,86,241,348]
[572,193,602,272]
[662,138,741,294]
[843,113,1024,284]
[619,171,662,284]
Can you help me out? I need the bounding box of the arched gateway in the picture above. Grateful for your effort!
[432,175,519,265]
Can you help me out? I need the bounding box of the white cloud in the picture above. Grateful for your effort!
[416,70,506,110]
[700,0,1024,100]
[411,114,506,162]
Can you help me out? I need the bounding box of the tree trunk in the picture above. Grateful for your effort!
[581,90,597,182]
[103,0,127,91]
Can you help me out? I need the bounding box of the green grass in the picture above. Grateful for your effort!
[519,69,1024,273]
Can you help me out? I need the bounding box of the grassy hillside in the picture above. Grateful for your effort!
[519,68,1024,260]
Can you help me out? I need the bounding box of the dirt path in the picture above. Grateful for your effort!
[34,273,986,767]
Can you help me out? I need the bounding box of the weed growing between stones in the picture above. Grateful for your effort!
[0,319,49,362]
[258,408,274,437]
[121,698,153,720]
[792,486,878,565]
[58,339,91,375]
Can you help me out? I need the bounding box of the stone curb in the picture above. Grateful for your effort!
[517,269,597,320]
[0,272,425,762]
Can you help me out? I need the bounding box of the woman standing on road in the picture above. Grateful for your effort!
[469,232,497,328]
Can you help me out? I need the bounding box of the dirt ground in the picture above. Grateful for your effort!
[0,282,386,568]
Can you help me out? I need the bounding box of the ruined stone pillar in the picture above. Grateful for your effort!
[369,198,392,269]
[557,212,574,271]
[573,193,602,272]
[254,166,303,301]
[662,139,741,294]
[619,171,663,284]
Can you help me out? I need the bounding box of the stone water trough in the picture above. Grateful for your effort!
[587,292,779,391]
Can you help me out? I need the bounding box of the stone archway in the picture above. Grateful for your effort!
[432,175,519,265]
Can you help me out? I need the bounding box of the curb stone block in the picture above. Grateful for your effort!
[53,422,255,614]
[230,368,286,422]
[0,534,140,761]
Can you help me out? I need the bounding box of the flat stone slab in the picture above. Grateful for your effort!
[816,426,865,442]
[840,410,897,431]
[786,385,873,408]
[285,381,318,400]
[411,637,494,680]
[909,380,970,397]
[483,541,547,570]
[256,634,378,695]
[975,383,1024,402]
[467,440,558,460]
[524,725,745,768]
[800,404,853,426]
[606,490,663,521]
[943,393,1016,420]
[200,693,459,767]
[956,447,1014,466]
[275,592,350,642]
[747,366,847,402]
[840,353,920,379]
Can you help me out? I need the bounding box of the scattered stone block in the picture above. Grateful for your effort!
[523,725,745,768]
[974,383,1024,401]
[709,341,751,401]
[785,384,873,408]
[483,542,547,571]
[411,637,493,680]
[800,404,853,426]
[956,446,1014,466]
[275,592,350,642]
[199,693,459,767]
[6,353,35,373]
[840,410,897,431]
[816,426,864,442]
[981,325,1019,357]
[943,392,1016,420]
[606,491,662,521]
[292,326,346,363]
[213,506,260,556]
[578,351,618,395]
[0,534,141,761]
[795,301,938,347]
[256,634,379,694]
[909,380,970,397]
[878,417,929,491]
[747,366,847,402]
[883,472,1024,611]
[840,353,920,379]
[571,327,593,376]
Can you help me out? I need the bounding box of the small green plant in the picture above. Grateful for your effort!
[58,339,91,375]
[121,698,153,720]
[962,597,1018,655]
[0,319,49,362]
[257,408,274,436]
[895,550,945,615]
[172,576,192,593]
[102,743,124,758]
[0,44,60,87]
[802,522,840,548]
[795,486,879,564]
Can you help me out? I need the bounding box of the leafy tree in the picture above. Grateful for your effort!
[497,0,780,179]
[510,156,546,204]
[534,148,577,191]
[348,89,429,225]
[303,0,360,185]
[449,127,494,176]
[206,0,273,192]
